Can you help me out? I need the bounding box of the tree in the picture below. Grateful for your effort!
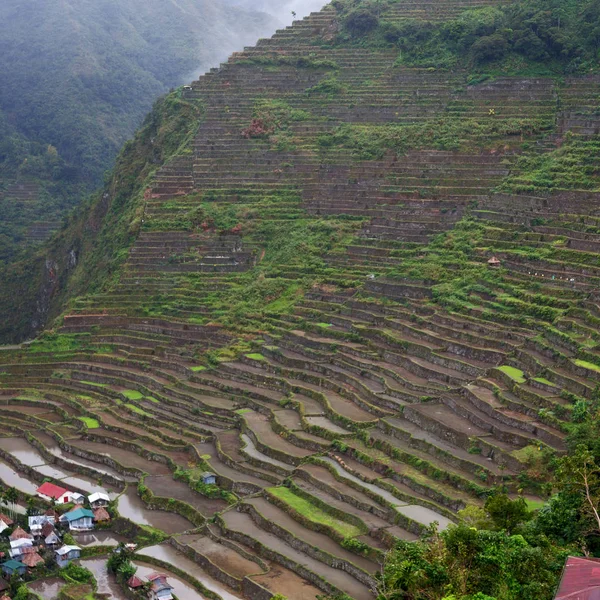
[5,487,18,521]
[344,8,379,36]
[117,561,137,582]
[13,585,29,600]
[484,494,531,534]
[471,34,508,63]
[557,445,600,536]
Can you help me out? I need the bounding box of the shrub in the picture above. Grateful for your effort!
[471,34,508,62]
[344,8,379,36]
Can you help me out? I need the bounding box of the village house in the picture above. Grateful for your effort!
[55,545,81,568]
[20,552,44,570]
[1,560,26,577]
[0,515,13,535]
[71,493,86,505]
[41,522,61,548]
[59,507,95,531]
[127,575,145,590]
[88,492,110,508]
[200,472,217,485]
[8,527,32,543]
[8,539,33,559]
[28,515,54,538]
[487,256,501,268]
[36,482,74,504]
[147,573,174,600]
[43,509,59,526]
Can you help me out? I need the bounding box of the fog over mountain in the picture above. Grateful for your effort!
[0,0,282,262]
[223,0,329,21]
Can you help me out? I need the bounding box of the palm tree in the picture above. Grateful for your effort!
[5,487,18,520]
[0,488,7,516]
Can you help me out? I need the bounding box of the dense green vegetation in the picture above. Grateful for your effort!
[335,0,600,72]
[499,136,600,192]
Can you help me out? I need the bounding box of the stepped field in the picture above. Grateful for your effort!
[0,0,600,598]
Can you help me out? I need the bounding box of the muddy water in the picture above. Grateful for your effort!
[395,504,454,529]
[117,488,192,534]
[139,545,243,600]
[46,445,127,480]
[36,464,72,479]
[61,474,119,498]
[75,531,128,547]
[0,437,45,466]
[304,416,351,434]
[80,558,127,600]
[240,434,292,471]
[28,577,65,600]
[320,457,453,529]
[0,460,39,495]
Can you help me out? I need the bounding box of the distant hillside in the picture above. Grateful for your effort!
[0,0,279,262]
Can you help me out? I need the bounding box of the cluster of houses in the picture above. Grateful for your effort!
[0,488,111,583]
[128,572,175,600]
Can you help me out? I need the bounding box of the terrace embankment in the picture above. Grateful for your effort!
[1,0,600,598]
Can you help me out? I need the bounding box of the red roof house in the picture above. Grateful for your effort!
[127,575,144,589]
[554,556,600,599]
[8,527,32,542]
[21,552,44,569]
[36,482,72,503]
[0,514,13,526]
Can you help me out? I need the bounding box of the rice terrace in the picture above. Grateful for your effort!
[1,0,600,599]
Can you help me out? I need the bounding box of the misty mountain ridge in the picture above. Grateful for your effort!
[0,0,282,262]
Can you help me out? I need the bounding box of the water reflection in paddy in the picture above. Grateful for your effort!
[0,460,38,495]
[117,487,192,534]
[75,530,127,547]
[139,545,243,600]
[28,578,65,600]
[80,558,127,600]
[0,437,45,466]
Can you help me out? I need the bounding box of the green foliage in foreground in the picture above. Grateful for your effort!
[377,524,568,600]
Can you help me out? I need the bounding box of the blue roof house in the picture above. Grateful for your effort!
[2,559,27,577]
[59,508,95,531]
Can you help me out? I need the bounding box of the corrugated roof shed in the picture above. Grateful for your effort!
[555,556,600,599]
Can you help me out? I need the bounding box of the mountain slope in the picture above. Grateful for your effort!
[0,1,600,598]
[0,0,279,261]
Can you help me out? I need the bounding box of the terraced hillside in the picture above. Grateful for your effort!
[0,0,600,598]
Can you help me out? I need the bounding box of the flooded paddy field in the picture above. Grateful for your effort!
[117,487,193,534]
[139,544,244,600]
